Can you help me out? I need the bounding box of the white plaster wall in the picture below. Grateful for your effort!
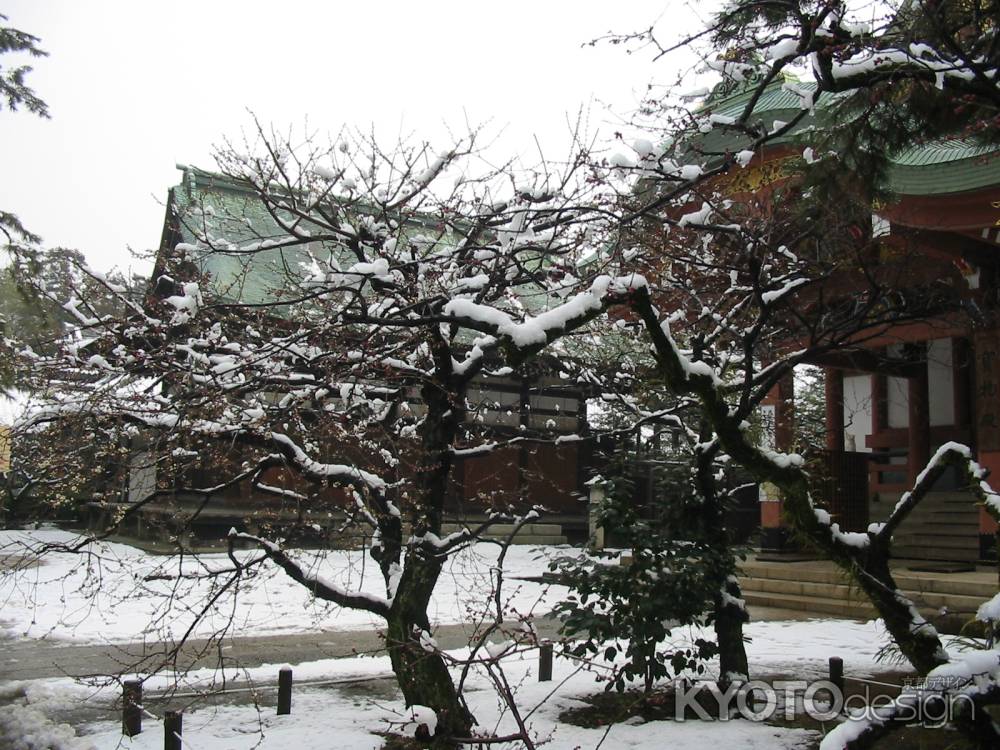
[843,375,873,452]
[927,337,955,427]
[128,451,156,505]
[887,375,909,428]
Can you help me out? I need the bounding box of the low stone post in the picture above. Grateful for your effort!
[164,710,182,750]
[538,642,553,682]
[277,667,293,715]
[122,680,142,736]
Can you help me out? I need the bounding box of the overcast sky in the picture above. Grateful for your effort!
[0,1,706,275]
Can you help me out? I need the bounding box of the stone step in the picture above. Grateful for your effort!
[739,562,846,587]
[888,526,974,540]
[895,508,979,522]
[879,492,982,505]
[902,495,980,506]
[741,590,979,633]
[740,562,996,598]
[900,504,978,518]
[740,576,860,601]
[902,590,987,616]
[894,506,978,518]
[893,573,997,599]
[740,590,877,619]
[738,553,998,626]
[893,545,978,563]
[897,513,979,533]
[872,495,979,524]
[739,575,988,616]
[893,532,977,546]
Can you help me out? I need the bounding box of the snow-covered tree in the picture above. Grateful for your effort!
[13,122,649,741]
[9,2,1000,744]
[578,0,1000,745]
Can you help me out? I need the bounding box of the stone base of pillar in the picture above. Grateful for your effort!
[758,510,819,560]
[980,533,998,563]
[760,526,792,553]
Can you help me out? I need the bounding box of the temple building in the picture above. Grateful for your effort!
[697,80,1000,564]
[100,166,591,547]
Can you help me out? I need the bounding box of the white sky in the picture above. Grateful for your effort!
[0,1,707,276]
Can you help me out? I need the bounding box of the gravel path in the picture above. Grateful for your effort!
[0,616,564,682]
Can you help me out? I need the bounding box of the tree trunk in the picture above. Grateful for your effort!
[714,577,750,690]
[378,341,475,743]
[629,289,950,677]
[693,441,750,689]
[385,607,474,744]
[384,517,476,742]
[851,548,948,675]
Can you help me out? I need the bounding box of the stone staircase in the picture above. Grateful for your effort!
[875,491,980,563]
[739,558,997,629]
[440,522,567,545]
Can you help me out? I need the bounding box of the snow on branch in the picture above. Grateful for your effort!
[268,432,387,491]
[828,45,998,89]
[230,530,391,616]
[24,396,390,495]
[442,274,647,352]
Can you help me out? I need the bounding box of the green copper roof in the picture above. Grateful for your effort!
[166,167,556,319]
[886,139,1000,195]
[698,80,999,196]
[709,81,823,120]
[892,138,998,166]
[171,168,335,306]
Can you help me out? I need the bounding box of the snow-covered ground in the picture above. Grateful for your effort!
[2,618,910,750]
[0,528,570,643]
[0,528,959,750]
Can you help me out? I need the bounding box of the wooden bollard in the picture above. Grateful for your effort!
[829,656,844,697]
[122,680,142,736]
[164,710,182,750]
[277,667,293,715]
[538,642,553,682]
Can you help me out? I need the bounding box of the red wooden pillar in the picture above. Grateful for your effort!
[973,331,1000,563]
[775,371,795,453]
[760,371,796,553]
[978,452,1000,567]
[907,361,930,487]
[825,368,845,452]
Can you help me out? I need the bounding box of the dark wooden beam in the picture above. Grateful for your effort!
[802,349,923,378]
[825,368,845,452]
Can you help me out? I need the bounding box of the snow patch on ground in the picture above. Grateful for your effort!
[0,528,568,644]
[1,529,982,750]
[0,683,96,750]
[28,627,842,750]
